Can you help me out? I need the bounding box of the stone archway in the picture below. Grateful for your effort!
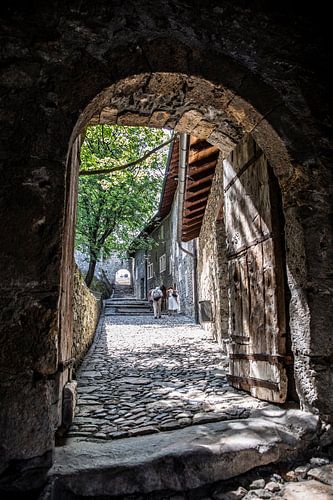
[0,3,331,493]
[115,269,131,286]
[63,72,323,416]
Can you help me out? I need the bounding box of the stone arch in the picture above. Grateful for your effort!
[115,268,131,286]
[1,4,330,489]
[63,72,315,412]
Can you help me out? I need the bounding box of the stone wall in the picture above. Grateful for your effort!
[75,250,132,286]
[0,2,331,492]
[72,266,101,371]
[134,192,196,319]
[197,154,228,345]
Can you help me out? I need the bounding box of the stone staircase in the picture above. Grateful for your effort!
[105,296,152,316]
[112,284,134,298]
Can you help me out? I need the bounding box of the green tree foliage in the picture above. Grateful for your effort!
[76,124,170,286]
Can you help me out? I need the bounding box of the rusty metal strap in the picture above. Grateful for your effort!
[230,353,293,365]
[230,335,250,343]
[227,374,279,392]
[58,358,75,372]
[224,149,263,193]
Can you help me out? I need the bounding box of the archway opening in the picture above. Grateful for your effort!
[59,72,307,444]
[115,269,131,286]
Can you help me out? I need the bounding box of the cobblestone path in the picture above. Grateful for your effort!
[68,314,262,440]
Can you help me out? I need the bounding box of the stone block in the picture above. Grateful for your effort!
[117,112,150,127]
[208,129,238,153]
[282,479,333,499]
[59,381,77,434]
[308,464,333,486]
[191,120,216,139]
[113,74,150,96]
[146,72,186,95]
[98,106,118,124]
[227,95,263,132]
[175,109,203,133]
[149,110,170,128]
[186,77,234,109]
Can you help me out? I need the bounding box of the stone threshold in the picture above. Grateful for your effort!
[42,405,320,499]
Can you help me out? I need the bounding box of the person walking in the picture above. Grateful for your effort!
[151,286,163,318]
[167,286,179,315]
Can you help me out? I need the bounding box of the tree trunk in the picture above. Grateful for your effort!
[85,257,97,287]
[100,269,113,298]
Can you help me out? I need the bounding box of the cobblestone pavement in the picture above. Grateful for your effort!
[67,314,263,440]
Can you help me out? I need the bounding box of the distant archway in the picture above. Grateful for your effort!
[115,268,131,286]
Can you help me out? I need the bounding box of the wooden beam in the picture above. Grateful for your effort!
[189,136,205,147]
[184,198,208,210]
[227,374,279,392]
[189,146,219,165]
[185,205,205,216]
[185,185,211,201]
[184,208,205,219]
[182,230,200,241]
[187,173,215,190]
[229,353,293,365]
[182,223,202,233]
[188,160,218,177]
[227,232,275,260]
[182,220,202,230]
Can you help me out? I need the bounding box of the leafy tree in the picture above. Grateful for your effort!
[76,124,171,286]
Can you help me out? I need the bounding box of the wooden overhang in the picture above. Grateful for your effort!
[159,137,179,220]
[129,135,219,252]
[182,137,220,242]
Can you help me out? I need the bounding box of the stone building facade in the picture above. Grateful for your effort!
[132,191,196,319]
[133,248,147,299]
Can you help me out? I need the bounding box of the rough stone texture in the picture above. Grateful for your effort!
[57,381,77,436]
[75,250,132,287]
[45,408,320,498]
[138,196,196,319]
[282,479,333,499]
[68,314,259,439]
[308,464,333,486]
[0,0,331,491]
[72,266,101,371]
[197,154,229,346]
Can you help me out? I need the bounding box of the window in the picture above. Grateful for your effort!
[148,263,153,279]
[159,254,166,273]
[169,253,173,275]
[160,225,164,241]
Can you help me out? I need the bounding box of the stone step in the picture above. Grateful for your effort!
[106,303,150,309]
[46,408,319,499]
[106,298,139,303]
[105,311,152,316]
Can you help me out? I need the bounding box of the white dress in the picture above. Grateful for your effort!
[167,290,179,311]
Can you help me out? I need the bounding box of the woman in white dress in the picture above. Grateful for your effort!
[167,287,179,315]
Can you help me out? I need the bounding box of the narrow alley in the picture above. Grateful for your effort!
[68,302,261,441]
[50,302,331,499]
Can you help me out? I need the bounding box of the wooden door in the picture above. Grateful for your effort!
[224,137,288,403]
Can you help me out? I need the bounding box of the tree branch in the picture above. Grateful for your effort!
[79,134,177,176]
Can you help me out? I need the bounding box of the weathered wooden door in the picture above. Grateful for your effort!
[224,137,288,403]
